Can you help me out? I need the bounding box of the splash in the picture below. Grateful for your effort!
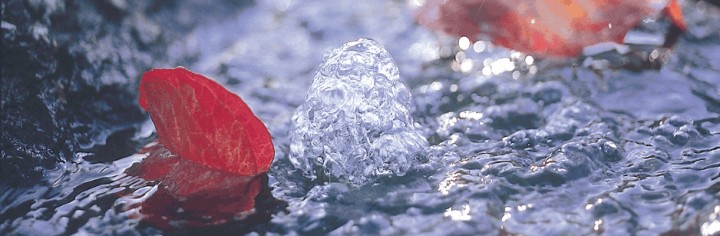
[289,39,427,186]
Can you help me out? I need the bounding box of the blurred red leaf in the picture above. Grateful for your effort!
[416,0,685,57]
[138,67,274,176]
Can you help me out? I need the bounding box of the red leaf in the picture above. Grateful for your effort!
[138,67,274,176]
[416,0,685,57]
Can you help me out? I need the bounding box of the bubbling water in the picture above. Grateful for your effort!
[289,39,427,186]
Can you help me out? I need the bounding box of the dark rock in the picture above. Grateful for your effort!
[0,0,173,185]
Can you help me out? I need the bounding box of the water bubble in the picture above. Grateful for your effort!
[289,38,427,186]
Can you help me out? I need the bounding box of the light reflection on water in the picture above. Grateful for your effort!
[444,204,471,221]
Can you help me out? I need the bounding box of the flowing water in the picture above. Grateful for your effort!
[1,0,719,235]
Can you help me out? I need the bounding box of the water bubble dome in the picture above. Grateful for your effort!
[289,38,428,186]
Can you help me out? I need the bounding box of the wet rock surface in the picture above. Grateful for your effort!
[2,0,155,183]
[2,0,720,235]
